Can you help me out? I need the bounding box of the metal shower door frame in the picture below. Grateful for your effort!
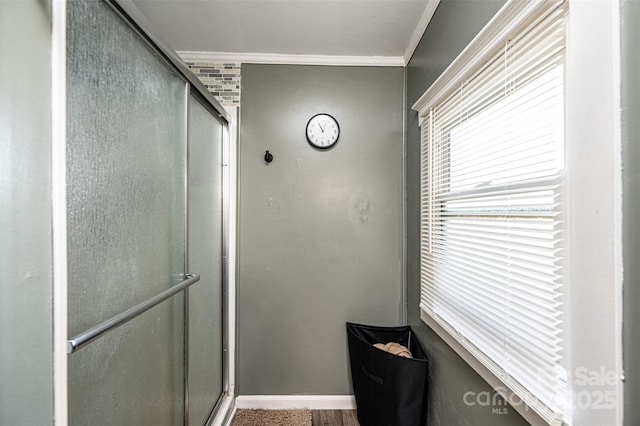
[51,1,236,424]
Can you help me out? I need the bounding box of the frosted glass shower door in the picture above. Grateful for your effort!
[187,95,225,424]
[66,1,188,424]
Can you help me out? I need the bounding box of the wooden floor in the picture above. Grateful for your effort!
[311,410,359,426]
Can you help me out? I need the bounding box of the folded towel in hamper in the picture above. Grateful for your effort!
[373,342,412,358]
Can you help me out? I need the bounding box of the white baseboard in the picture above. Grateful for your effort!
[235,395,356,410]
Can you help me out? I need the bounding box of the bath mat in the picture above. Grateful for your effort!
[232,409,312,426]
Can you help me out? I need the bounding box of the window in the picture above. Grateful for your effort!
[413,1,567,423]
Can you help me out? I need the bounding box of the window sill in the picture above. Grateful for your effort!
[420,309,559,426]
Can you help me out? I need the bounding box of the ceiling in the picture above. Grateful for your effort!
[131,0,439,65]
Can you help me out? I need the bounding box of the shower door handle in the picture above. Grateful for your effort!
[67,274,200,354]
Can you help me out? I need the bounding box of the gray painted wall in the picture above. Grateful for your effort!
[238,64,404,395]
[622,1,640,424]
[0,1,54,424]
[405,1,528,424]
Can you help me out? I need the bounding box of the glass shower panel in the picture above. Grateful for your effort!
[0,1,53,424]
[68,295,184,426]
[66,0,187,336]
[187,95,224,424]
[66,0,187,424]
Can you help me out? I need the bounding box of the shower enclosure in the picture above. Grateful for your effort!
[1,0,235,424]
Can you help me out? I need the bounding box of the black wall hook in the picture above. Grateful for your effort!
[264,150,273,163]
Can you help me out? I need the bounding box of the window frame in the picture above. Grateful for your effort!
[412,0,623,424]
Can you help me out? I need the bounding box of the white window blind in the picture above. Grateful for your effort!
[415,1,567,423]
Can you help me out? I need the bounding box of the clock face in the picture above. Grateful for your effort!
[306,113,340,149]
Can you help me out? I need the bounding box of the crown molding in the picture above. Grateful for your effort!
[177,51,404,67]
[403,0,441,65]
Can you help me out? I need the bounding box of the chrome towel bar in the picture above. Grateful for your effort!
[67,274,200,354]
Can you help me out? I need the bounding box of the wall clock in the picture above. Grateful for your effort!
[306,113,340,149]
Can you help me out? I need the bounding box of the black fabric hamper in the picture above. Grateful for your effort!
[347,322,429,426]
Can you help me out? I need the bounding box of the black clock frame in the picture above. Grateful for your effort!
[305,113,340,149]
